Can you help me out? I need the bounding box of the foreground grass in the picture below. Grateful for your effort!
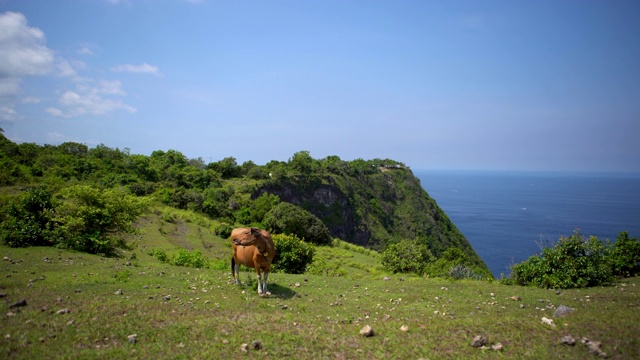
[1,245,639,359]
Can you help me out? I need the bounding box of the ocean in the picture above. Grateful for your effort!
[414,170,640,278]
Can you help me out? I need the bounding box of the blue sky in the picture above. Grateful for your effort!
[1,0,639,172]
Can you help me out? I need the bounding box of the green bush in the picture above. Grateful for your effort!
[271,233,315,274]
[213,223,233,239]
[381,239,433,275]
[172,249,208,268]
[0,187,57,247]
[607,231,640,278]
[149,249,168,262]
[264,202,331,245]
[52,185,149,256]
[507,231,616,289]
[0,185,148,256]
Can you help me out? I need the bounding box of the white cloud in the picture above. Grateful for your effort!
[0,105,18,121]
[96,80,127,95]
[0,12,54,77]
[21,97,40,104]
[46,132,65,142]
[45,107,64,117]
[0,12,54,123]
[47,79,136,118]
[0,77,21,97]
[76,43,100,56]
[56,59,83,81]
[111,63,161,76]
[0,12,139,121]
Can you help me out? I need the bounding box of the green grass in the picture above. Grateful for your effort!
[1,212,639,359]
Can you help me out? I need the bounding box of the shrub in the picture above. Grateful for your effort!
[271,233,315,274]
[172,249,208,268]
[213,223,233,239]
[507,230,614,289]
[0,187,57,247]
[149,249,168,262]
[52,185,149,256]
[381,239,433,275]
[607,231,640,278]
[264,202,331,245]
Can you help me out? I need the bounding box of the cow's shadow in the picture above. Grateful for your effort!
[233,277,296,300]
[267,283,296,300]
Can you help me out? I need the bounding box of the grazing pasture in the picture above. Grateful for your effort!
[1,210,639,359]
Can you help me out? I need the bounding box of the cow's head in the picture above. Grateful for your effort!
[232,227,264,246]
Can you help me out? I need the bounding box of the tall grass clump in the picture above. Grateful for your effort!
[448,264,484,280]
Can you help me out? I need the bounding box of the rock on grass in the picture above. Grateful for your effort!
[360,325,374,337]
[471,335,487,348]
[561,335,576,346]
[553,305,575,318]
[9,299,27,308]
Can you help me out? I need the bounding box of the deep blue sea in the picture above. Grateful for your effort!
[415,170,640,278]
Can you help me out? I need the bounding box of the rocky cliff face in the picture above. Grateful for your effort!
[256,182,369,245]
[254,167,489,272]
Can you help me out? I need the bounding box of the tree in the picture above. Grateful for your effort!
[57,142,88,157]
[263,202,331,245]
[234,193,280,226]
[265,161,287,182]
[288,150,317,174]
[207,157,241,179]
[320,155,344,174]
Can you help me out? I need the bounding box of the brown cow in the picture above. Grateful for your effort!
[230,227,276,296]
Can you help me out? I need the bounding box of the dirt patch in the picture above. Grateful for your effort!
[165,220,193,250]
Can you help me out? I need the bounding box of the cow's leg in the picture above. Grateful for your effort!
[256,269,263,295]
[262,271,270,296]
[233,260,241,285]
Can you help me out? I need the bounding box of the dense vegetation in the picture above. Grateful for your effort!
[2,131,639,287]
[0,132,489,279]
[505,230,640,289]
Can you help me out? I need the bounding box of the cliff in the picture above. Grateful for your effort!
[255,165,489,272]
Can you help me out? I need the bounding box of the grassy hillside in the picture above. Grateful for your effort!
[0,136,490,277]
[2,212,639,359]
